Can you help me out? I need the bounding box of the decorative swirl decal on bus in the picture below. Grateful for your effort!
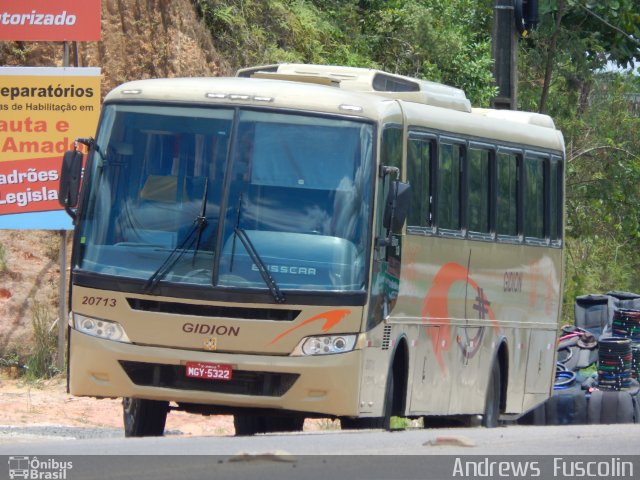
[267,309,351,345]
[422,262,500,374]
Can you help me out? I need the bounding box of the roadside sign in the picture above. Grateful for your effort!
[0,0,101,42]
[0,67,101,229]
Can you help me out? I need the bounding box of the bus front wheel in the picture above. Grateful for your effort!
[123,397,169,437]
[234,413,304,436]
[482,360,502,428]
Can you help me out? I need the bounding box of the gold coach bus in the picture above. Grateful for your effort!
[59,64,564,436]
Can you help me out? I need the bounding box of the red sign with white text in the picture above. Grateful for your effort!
[0,0,101,41]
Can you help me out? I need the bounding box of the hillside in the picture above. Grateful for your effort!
[0,230,66,362]
[0,0,228,363]
[0,0,229,95]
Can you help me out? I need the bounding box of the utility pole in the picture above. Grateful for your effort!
[492,0,519,110]
[492,0,539,110]
[57,41,79,371]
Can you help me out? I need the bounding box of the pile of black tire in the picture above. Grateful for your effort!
[520,291,640,425]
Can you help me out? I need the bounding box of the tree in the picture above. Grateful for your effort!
[355,0,497,105]
[518,1,640,313]
[520,0,639,114]
[193,0,498,104]
[561,74,640,309]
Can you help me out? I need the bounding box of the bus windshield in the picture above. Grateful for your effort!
[77,105,374,293]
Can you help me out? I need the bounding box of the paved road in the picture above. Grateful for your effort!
[1,423,639,455]
[1,424,638,480]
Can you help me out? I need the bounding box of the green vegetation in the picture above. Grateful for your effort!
[192,0,498,105]
[0,349,21,369]
[25,300,59,380]
[0,243,6,272]
[518,1,640,319]
[390,416,418,429]
[43,231,62,262]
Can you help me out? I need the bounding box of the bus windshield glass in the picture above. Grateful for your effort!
[77,105,374,293]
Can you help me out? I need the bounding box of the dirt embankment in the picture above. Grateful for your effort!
[0,0,229,95]
[0,230,63,360]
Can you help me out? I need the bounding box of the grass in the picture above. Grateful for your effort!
[0,243,7,272]
[0,350,20,368]
[24,300,60,380]
[391,416,423,429]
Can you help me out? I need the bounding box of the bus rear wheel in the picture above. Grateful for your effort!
[123,397,169,437]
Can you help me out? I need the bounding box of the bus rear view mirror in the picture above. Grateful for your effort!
[59,150,84,209]
[383,180,411,234]
[391,181,411,233]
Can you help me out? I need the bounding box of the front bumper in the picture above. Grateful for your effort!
[69,328,363,417]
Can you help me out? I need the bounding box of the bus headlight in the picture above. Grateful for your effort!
[292,334,357,356]
[72,313,131,343]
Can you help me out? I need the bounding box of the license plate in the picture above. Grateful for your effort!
[185,362,232,381]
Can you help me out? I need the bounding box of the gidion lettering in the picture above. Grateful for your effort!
[504,271,523,293]
[182,323,240,337]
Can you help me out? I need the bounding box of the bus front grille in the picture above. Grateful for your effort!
[126,298,301,321]
[119,361,299,397]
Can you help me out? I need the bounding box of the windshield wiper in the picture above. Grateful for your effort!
[234,227,286,304]
[143,224,199,294]
[229,192,285,303]
[143,179,209,293]
[192,179,209,265]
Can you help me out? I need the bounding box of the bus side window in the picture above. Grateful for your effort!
[381,126,402,170]
[524,154,546,241]
[437,143,463,231]
[407,137,433,229]
[467,148,492,235]
[496,151,519,238]
[378,125,403,236]
[549,156,563,245]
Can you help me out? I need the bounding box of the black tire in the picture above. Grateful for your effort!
[587,390,635,424]
[340,415,385,430]
[423,415,477,428]
[482,360,501,428]
[123,397,169,437]
[265,415,305,433]
[341,370,394,431]
[234,413,304,436]
[234,415,263,436]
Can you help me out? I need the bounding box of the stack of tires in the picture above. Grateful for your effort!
[588,306,640,424]
[521,292,640,426]
[588,336,639,424]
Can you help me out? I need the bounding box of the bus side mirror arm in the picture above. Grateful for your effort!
[379,164,399,178]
